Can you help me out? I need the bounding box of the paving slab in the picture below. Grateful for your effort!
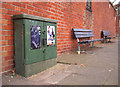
[57,65,115,85]
[27,64,70,82]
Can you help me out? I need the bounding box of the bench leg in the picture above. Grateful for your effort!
[78,43,80,54]
[92,42,94,47]
[108,39,111,42]
[104,38,106,43]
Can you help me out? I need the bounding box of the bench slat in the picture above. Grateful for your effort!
[76,35,94,38]
[93,39,103,41]
[74,32,93,35]
[105,37,111,39]
[73,28,93,32]
[79,41,90,44]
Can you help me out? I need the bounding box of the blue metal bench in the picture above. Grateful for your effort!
[101,31,115,43]
[72,28,103,54]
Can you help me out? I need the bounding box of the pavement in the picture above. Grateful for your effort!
[1,38,118,85]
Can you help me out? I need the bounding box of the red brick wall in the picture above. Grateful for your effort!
[115,4,120,36]
[117,16,120,36]
[92,2,116,39]
[116,14,120,36]
[1,2,116,72]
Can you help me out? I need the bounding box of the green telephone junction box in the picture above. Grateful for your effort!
[13,14,57,77]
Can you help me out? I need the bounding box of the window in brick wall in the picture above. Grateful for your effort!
[86,0,92,12]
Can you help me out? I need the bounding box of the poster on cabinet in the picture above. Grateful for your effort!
[47,26,55,46]
[31,25,41,49]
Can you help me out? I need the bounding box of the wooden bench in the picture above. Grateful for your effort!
[101,31,115,43]
[72,28,103,54]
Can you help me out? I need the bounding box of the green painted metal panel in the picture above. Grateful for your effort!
[24,19,44,64]
[14,19,25,76]
[43,22,57,60]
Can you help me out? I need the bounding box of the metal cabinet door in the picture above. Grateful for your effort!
[24,19,44,64]
[43,22,57,60]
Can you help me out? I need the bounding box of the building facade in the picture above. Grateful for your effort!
[115,2,120,37]
[1,1,116,73]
